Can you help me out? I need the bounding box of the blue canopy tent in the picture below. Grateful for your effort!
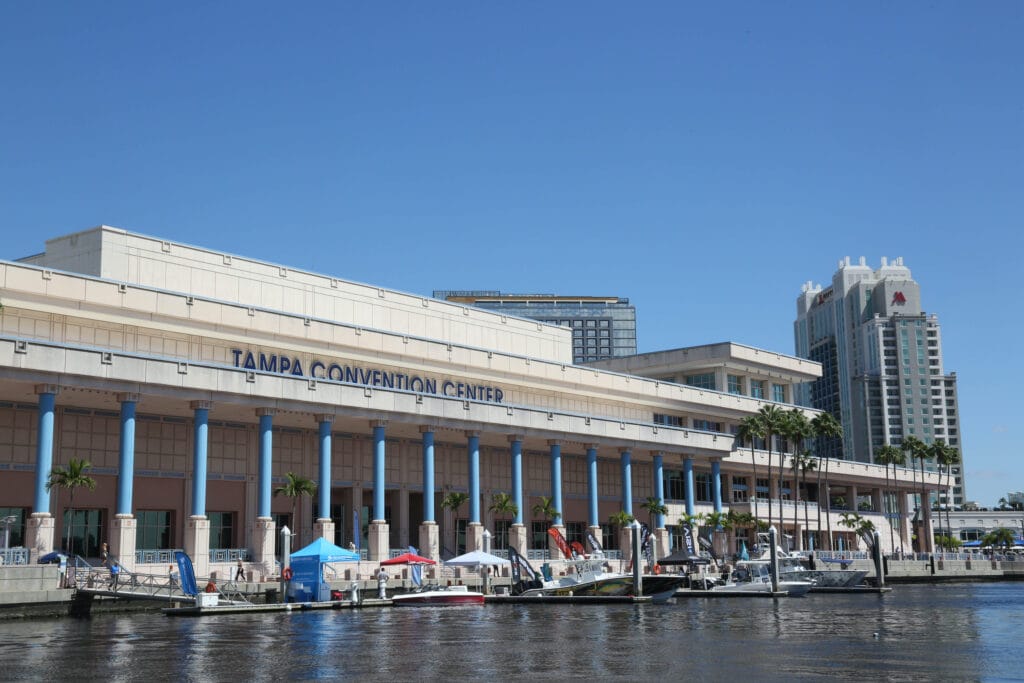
[289,538,360,602]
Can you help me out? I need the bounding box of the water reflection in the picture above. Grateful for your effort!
[0,584,1016,682]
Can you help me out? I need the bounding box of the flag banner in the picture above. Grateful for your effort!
[570,541,586,557]
[547,527,573,559]
[586,531,604,553]
[641,523,653,569]
[683,524,697,555]
[174,550,199,597]
[411,564,422,587]
[508,546,538,582]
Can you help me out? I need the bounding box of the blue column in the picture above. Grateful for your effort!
[373,423,386,521]
[257,411,273,518]
[550,442,562,526]
[684,457,695,517]
[653,453,665,528]
[191,403,210,518]
[511,438,523,525]
[33,389,57,514]
[586,446,599,528]
[468,433,480,524]
[318,417,332,520]
[422,428,435,522]
[712,459,723,514]
[620,450,632,515]
[116,396,137,516]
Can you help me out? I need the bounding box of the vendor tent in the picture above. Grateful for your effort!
[289,538,360,602]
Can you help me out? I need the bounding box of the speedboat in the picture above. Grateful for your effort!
[391,584,485,606]
[751,534,867,588]
[708,561,813,596]
[519,558,687,600]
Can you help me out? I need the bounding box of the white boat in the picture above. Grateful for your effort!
[710,561,813,596]
[518,558,687,599]
[391,584,485,606]
[750,535,868,588]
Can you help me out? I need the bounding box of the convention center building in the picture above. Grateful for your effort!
[0,227,938,579]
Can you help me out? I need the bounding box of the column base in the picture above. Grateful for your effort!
[368,520,389,563]
[185,516,211,579]
[111,514,137,572]
[314,519,335,544]
[26,513,54,561]
[654,527,670,563]
[253,517,276,581]
[465,522,484,552]
[509,524,529,558]
[418,521,439,563]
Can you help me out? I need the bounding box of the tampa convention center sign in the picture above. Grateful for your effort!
[230,349,505,404]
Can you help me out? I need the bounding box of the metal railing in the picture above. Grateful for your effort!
[0,548,29,565]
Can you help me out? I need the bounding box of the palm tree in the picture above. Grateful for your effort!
[532,496,559,528]
[932,441,960,550]
[736,415,766,523]
[640,496,668,531]
[608,510,635,553]
[46,458,96,555]
[798,451,818,550]
[757,404,787,531]
[441,491,471,553]
[489,492,518,524]
[982,527,1015,551]
[274,472,317,534]
[997,497,1009,511]
[441,491,470,517]
[901,435,929,549]
[488,492,518,549]
[781,410,813,542]
[875,444,903,556]
[811,411,842,549]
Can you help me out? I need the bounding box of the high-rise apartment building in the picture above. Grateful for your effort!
[433,291,637,363]
[794,257,966,508]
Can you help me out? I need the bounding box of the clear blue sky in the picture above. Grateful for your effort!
[2,3,1021,506]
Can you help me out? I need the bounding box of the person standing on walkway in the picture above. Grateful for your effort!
[377,566,388,599]
[235,559,245,582]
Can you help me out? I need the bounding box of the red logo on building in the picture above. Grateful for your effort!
[892,291,907,305]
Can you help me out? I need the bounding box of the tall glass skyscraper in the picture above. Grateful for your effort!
[433,291,637,364]
[794,257,966,508]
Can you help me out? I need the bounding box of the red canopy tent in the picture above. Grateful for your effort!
[381,552,436,565]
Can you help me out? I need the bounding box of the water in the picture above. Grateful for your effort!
[1,583,1021,682]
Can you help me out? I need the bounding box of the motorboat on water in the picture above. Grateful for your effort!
[518,558,687,600]
[750,534,868,588]
[704,560,813,596]
[391,584,485,606]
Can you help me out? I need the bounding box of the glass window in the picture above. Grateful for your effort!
[137,510,173,550]
[750,380,765,399]
[772,384,786,402]
[685,373,717,390]
[695,473,712,502]
[0,507,27,548]
[727,375,743,394]
[209,512,235,550]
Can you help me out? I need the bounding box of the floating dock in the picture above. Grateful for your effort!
[808,586,892,594]
[671,589,788,598]
[163,598,392,617]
